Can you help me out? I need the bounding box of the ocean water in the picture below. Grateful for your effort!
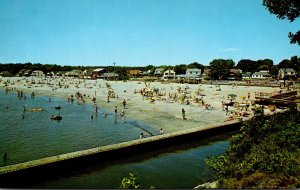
[0,90,158,167]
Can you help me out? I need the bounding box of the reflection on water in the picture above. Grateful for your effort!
[31,133,232,189]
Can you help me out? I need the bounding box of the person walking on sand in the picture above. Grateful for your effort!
[182,108,186,120]
[221,100,225,111]
[122,99,126,109]
[114,106,118,116]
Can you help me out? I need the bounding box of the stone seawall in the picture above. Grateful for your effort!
[0,121,241,187]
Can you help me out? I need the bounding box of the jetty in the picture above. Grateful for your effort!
[254,90,297,106]
[0,121,241,187]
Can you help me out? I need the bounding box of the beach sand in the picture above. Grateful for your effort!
[0,77,282,133]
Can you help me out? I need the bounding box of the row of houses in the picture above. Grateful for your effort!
[156,67,297,80]
[242,68,297,80]
[2,67,297,80]
[12,68,119,80]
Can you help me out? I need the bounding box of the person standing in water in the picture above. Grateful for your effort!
[160,128,163,135]
[182,108,186,120]
[114,106,118,116]
[122,99,126,109]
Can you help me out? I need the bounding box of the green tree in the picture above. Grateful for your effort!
[236,59,258,73]
[209,59,235,79]
[145,65,154,72]
[263,0,300,45]
[257,59,274,68]
[205,109,300,188]
[279,59,293,69]
[174,64,187,75]
[269,65,279,76]
[257,64,270,71]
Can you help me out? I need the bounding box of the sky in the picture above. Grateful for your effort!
[0,0,299,67]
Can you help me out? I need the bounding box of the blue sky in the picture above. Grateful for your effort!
[0,0,299,66]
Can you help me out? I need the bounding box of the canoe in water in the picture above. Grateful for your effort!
[27,108,43,112]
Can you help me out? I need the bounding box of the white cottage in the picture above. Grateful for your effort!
[31,70,45,78]
[251,71,271,79]
[162,69,176,80]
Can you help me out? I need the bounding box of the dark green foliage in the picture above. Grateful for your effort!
[120,173,141,189]
[269,65,279,76]
[263,0,300,46]
[206,109,300,188]
[174,64,187,75]
[236,59,273,73]
[209,59,235,79]
[0,62,73,75]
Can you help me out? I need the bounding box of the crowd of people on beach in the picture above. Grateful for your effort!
[1,76,289,145]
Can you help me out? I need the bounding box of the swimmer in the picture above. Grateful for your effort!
[120,110,125,117]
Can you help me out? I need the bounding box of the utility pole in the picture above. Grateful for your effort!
[113,62,116,81]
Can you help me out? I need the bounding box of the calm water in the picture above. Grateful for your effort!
[0,90,158,167]
[31,136,230,189]
[0,89,232,188]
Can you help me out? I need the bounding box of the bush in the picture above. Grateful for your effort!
[205,109,300,188]
[120,173,141,189]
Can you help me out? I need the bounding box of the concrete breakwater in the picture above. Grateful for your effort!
[0,121,241,187]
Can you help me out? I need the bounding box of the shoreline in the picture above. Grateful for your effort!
[0,76,285,134]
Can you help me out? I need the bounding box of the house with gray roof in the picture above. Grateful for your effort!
[242,72,252,79]
[278,68,296,79]
[186,68,201,77]
[154,68,164,76]
[251,71,271,79]
[31,70,45,78]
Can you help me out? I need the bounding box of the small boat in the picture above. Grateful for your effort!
[27,108,43,112]
[51,115,62,120]
[54,106,62,110]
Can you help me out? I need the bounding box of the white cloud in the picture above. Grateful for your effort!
[219,48,239,52]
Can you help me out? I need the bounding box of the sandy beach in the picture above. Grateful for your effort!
[0,77,283,133]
